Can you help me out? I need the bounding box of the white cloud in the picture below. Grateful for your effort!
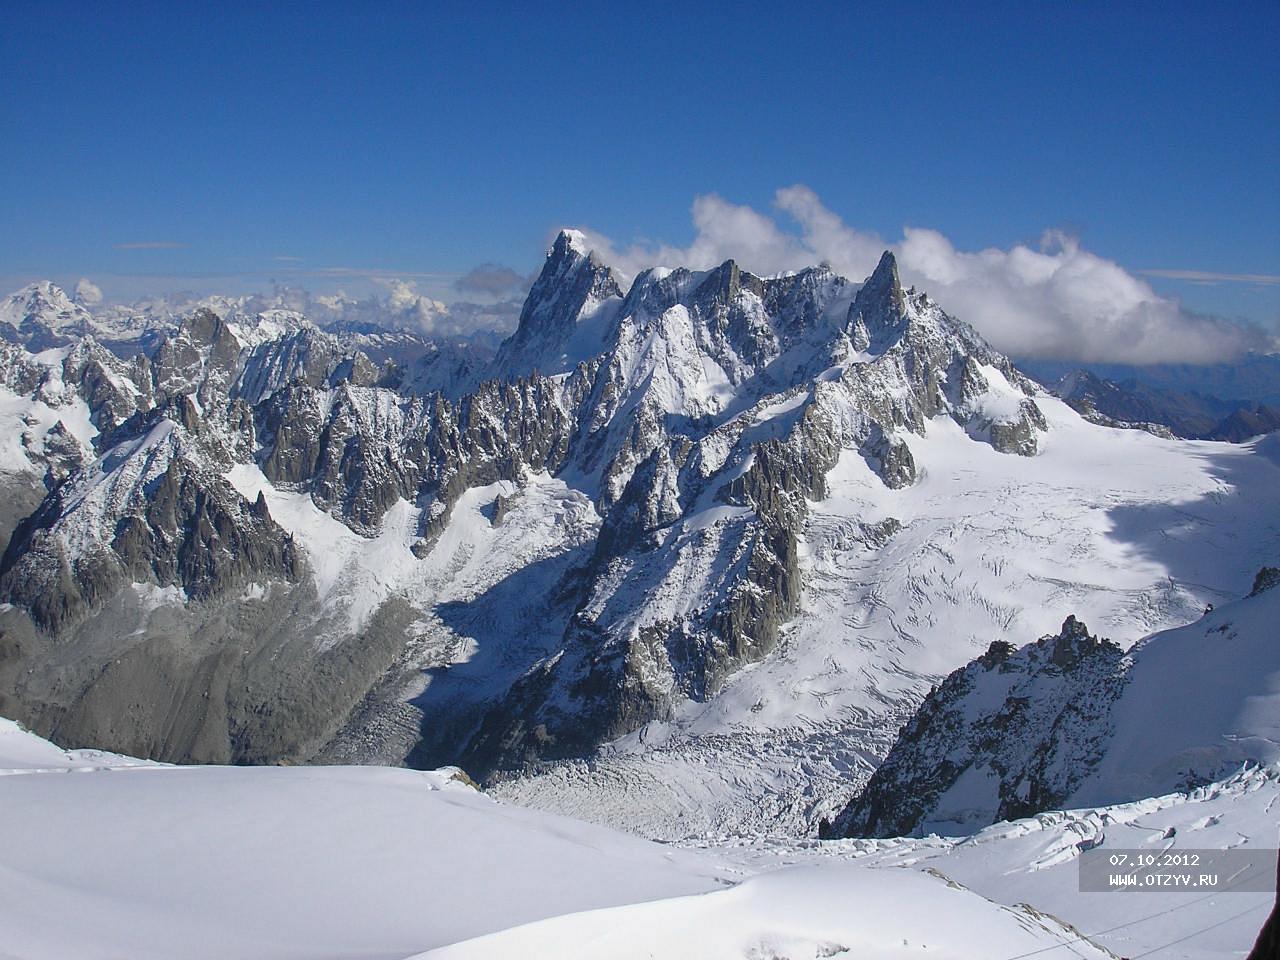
[73,278,103,305]
[371,277,449,333]
[571,187,1273,364]
[376,277,424,312]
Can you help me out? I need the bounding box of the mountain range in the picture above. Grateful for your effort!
[1,234,1278,839]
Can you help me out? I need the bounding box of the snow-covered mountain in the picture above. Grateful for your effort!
[1,235,1278,843]
[825,565,1280,839]
[0,281,101,348]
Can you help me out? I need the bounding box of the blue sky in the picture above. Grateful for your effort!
[2,1,1276,337]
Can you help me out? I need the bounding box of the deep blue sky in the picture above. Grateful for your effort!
[2,1,1277,324]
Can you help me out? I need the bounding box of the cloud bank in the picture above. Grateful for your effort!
[577,187,1273,364]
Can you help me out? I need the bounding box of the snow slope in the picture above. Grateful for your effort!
[0,719,1125,960]
[225,462,599,650]
[0,719,722,960]
[1072,574,1280,808]
[421,864,1110,960]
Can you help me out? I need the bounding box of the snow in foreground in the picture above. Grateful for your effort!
[442,767,1280,960]
[704,764,1280,960]
[0,720,720,960]
[418,863,1105,960]
[0,718,1126,960]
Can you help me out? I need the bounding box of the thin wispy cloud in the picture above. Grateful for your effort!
[576,186,1276,365]
[1139,269,1280,285]
[272,255,303,262]
[114,241,188,250]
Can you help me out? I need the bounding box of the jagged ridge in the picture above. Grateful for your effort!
[0,237,1050,773]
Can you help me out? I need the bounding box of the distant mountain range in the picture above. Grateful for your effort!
[1021,356,1280,440]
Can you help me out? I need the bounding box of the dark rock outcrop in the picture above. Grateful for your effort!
[823,616,1126,839]
[1251,566,1280,597]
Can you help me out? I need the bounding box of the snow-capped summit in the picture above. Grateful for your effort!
[0,281,96,348]
[557,226,594,256]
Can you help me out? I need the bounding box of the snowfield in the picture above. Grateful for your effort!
[418,864,1110,960]
[763,764,1280,960]
[0,719,721,960]
[2,718,1272,959]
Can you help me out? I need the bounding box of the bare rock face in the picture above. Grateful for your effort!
[111,457,298,600]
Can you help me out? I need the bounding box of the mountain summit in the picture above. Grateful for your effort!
[492,229,624,378]
[0,282,95,348]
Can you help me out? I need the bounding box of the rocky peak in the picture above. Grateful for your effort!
[844,251,910,353]
[761,265,849,340]
[231,324,358,406]
[180,308,240,358]
[1048,614,1110,668]
[251,489,272,521]
[860,251,906,315]
[1059,614,1089,637]
[521,231,621,330]
[822,614,1130,839]
[977,638,1016,668]
[492,230,624,378]
[148,308,243,402]
[694,259,765,308]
